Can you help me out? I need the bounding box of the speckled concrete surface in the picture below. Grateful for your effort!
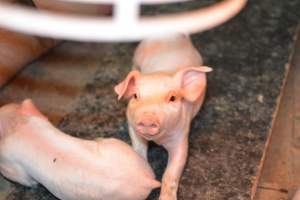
[1,0,300,200]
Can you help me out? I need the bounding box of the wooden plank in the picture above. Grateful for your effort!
[253,26,300,199]
[254,188,288,200]
[289,24,300,198]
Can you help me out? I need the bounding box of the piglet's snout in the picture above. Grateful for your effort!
[136,113,160,135]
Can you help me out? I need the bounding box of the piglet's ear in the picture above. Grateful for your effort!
[174,66,212,102]
[114,70,140,100]
[20,99,48,120]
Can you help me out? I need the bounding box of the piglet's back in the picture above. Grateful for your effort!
[133,34,203,74]
[19,119,160,200]
[0,102,159,200]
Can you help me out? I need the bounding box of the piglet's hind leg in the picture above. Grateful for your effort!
[0,163,37,187]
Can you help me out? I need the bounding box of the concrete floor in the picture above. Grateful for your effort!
[0,1,300,200]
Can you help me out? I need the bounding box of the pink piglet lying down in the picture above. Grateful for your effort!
[0,99,160,200]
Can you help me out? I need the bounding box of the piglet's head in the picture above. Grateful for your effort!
[115,66,212,140]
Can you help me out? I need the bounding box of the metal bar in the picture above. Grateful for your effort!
[114,0,140,26]
[0,0,247,42]
[57,0,190,5]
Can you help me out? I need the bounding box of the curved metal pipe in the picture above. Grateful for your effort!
[0,0,247,42]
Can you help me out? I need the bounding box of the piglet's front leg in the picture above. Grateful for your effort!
[129,125,149,160]
[159,139,188,200]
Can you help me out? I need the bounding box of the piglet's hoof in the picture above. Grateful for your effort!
[158,192,177,200]
[158,196,177,200]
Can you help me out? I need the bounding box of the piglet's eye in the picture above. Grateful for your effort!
[169,95,176,102]
[133,93,138,99]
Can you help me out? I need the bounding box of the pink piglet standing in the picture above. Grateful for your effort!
[0,100,160,200]
[115,34,211,200]
[114,1,247,200]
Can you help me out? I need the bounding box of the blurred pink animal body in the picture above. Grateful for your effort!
[115,34,212,200]
[0,100,160,200]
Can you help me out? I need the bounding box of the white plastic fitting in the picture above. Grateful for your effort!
[0,0,247,42]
